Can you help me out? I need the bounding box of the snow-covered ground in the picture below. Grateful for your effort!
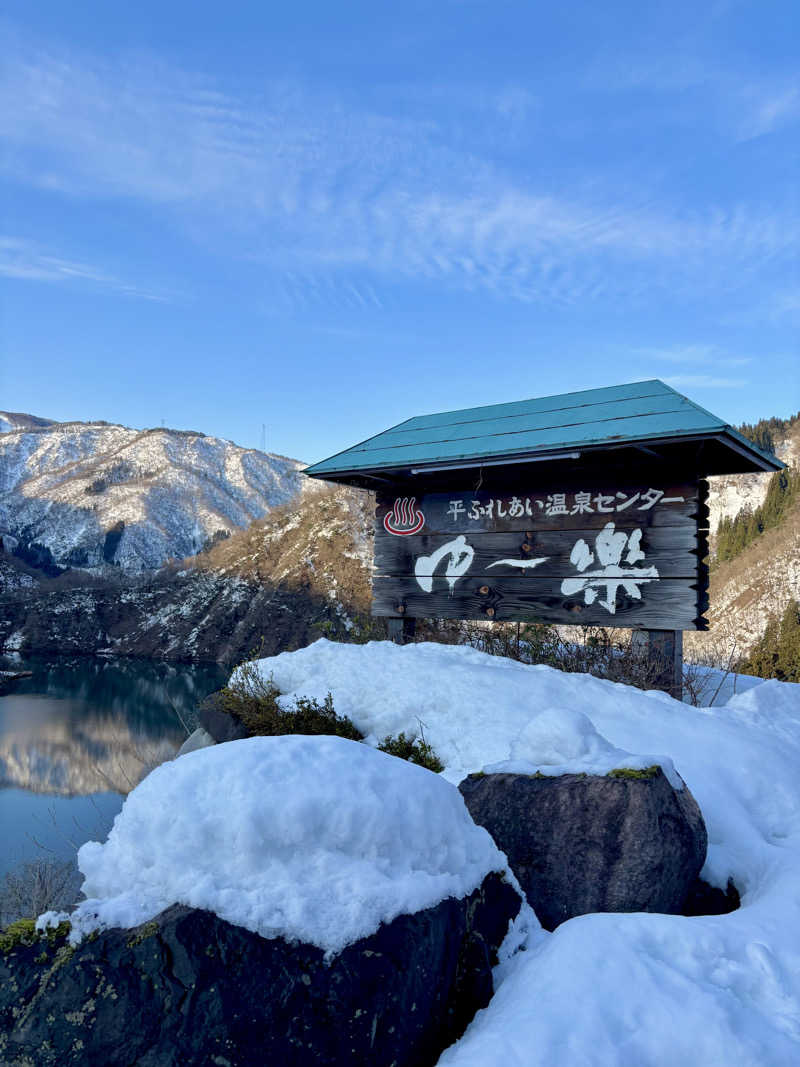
[44,640,800,1064]
[250,641,800,1064]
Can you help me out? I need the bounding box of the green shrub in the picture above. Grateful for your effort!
[206,663,448,771]
[206,660,363,741]
[378,731,444,773]
[0,918,37,954]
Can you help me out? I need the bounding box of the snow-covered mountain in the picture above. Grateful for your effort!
[0,485,373,665]
[0,414,307,572]
[2,408,797,666]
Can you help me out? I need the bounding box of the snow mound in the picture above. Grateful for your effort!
[63,734,509,955]
[248,639,682,785]
[483,705,682,787]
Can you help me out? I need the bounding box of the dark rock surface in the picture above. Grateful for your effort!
[197,701,250,743]
[459,768,707,931]
[0,872,520,1067]
[682,876,740,917]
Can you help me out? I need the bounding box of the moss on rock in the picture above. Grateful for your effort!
[607,765,661,780]
[0,919,38,954]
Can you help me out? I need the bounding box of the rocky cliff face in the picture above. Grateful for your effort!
[707,426,799,534]
[687,500,800,663]
[0,414,306,573]
[688,422,800,661]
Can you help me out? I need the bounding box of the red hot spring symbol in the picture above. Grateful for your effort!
[384,497,425,536]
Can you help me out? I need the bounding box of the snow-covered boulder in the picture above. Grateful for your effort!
[8,735,522,1066]
[240,642,800,1064]
[459,766,707,930]
[63,734,515,952]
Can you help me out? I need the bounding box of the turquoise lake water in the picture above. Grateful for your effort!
[0,654,227,879]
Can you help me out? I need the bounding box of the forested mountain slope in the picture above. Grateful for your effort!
[706,418,799,533]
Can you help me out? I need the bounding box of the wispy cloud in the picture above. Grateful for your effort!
[1,32,796,308]
[735,83,800,140]
[0,236,170,301]
[585,50,800,142]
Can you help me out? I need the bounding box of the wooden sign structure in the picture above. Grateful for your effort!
[304,380,783,696]
[373,479,708,629]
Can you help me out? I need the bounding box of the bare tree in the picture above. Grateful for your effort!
[0,858,81,926]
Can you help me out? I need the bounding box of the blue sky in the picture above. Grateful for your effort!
[1,0,798,463]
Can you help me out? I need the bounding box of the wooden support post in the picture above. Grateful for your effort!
[631,629,683,700]
[387,617,417,645]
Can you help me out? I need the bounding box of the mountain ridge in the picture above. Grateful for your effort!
[0,413,307,573]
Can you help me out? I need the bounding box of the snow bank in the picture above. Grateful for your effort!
[247,639,684,786]
[243,640,800,1065]
[683,662,769,706]
[61,734,509,956]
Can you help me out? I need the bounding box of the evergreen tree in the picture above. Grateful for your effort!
[743,617,781,680]
[737,413,799,454]
[776,600,800,683]
[742,600,800,682]
[714,468,799,566]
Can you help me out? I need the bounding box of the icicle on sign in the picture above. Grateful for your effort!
[372,482,709,630]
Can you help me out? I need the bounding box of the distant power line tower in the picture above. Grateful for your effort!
[260,423,267,452]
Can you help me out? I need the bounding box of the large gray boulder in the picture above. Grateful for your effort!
[0,871,521,1067]
[459,767,707,931]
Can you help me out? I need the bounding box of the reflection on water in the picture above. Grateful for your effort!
[0,654,227,877]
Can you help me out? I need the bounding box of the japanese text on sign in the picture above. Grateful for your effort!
[445,488,684,522]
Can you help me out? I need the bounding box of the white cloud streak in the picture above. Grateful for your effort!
[737,83,800,140]
[585,52,800,143]
[0,236,170,301]
[1,35,797,307]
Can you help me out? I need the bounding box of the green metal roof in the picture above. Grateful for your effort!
[304,379,783,481]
